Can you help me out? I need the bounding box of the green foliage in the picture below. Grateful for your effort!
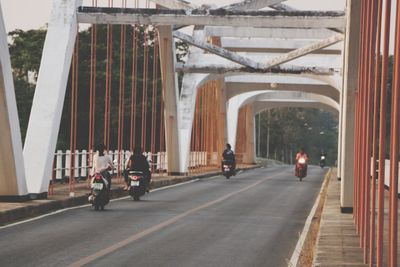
[255,108,338,166]
[9,28,47,143]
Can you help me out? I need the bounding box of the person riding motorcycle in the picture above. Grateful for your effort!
[319,151,326,168]
[125,147,151,192]
[222,143,236,173]
[90,143,113,190]
[295,148,309,177]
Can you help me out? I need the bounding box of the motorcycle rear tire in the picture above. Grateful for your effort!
[133,195,140,201]
[94,204,99,211]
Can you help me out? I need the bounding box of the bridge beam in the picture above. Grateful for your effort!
[0,3,28,201]
[173,31,262,69]
[260,33,344,69]
[158,25,182,175]
[176,63,338,75]
[204,27,340,39]
[150,0,198,9]
[222,0,286,11]
[77,7,346,29]
[23,0,82,196]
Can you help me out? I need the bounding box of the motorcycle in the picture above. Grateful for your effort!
[128,171,146,201]
[89,173,109,211]
[320,155,326,168]
[295,157,307,181]
[222,160,235,179]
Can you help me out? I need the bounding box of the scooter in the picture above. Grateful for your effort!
[295,157,307,181]
[89,173,109,211]
[222,160,235,179]
[319,155,326,168]
[128,171,146,201]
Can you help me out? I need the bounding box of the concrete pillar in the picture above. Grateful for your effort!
[0,2,29,200]
[23,0,82,197]
[340,0,361,213]
[337,101,343,180]
[218,79,228,160]
[157,25,182,175]
[176,27,208,174]
[244,104,255,164]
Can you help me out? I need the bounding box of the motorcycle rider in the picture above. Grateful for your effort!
[319,151,326,168]
[126,147,151,192]
[222,143,236,173]
[90,143,113,190]
[295,147,309,177]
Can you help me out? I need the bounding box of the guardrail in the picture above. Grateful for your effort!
[52,150,225,180]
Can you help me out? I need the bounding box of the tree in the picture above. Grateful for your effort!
[9,28,47,142]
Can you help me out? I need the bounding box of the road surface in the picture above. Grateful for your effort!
[0,165,327,267]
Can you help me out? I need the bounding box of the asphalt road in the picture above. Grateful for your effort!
[0,165,327,267]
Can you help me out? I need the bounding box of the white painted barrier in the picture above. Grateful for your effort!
[52,150,218,180]
[52,149,172,179]
[384,160,400,194]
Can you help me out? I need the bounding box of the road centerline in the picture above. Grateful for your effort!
[68,171,283,267]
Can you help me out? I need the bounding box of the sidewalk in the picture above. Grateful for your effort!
[0,165,258,226]
[313,171,367,267]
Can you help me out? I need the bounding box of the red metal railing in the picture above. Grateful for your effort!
[354,0,399,266]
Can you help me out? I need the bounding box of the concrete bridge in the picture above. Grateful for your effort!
[0,0,398,265]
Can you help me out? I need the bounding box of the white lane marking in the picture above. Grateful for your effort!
[0,167,277,230]
[288,169,330,267]
[0,179,202,230]
[68,172,283,267]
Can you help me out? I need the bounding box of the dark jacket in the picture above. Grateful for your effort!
[222,149,235,161]
[129,154,150,176]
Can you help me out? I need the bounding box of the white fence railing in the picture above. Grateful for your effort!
[53,150,215,179]
[53,150,168,180]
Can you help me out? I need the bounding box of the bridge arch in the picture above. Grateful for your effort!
[226,90,339,151]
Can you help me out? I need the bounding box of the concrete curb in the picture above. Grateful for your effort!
[0,165,259,226]
[288,168,332,267]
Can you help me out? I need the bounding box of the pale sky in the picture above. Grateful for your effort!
[0,0,345,32]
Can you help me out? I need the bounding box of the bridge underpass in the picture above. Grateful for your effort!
[0,0,399,266]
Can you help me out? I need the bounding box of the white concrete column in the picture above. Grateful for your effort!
[0,2,28,200]
[157,25,182,175]
[176,27,208,173]
[23,0,82,196]
[340,0,361,212]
